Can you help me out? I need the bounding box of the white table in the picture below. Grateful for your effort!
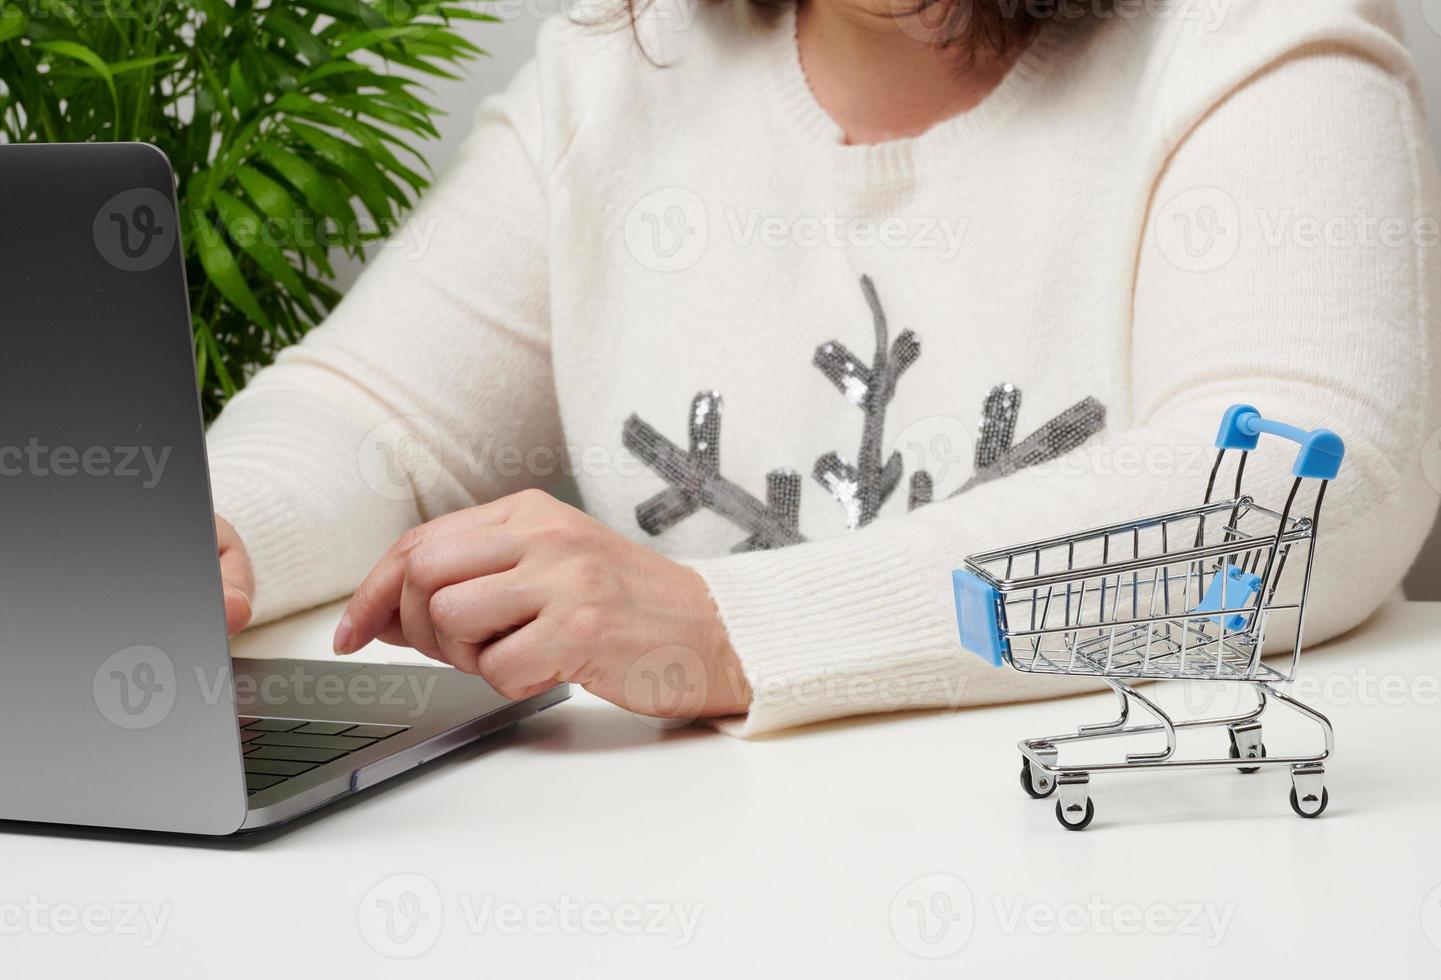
[4,600,1440,976]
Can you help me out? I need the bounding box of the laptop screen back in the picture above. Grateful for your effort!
[0,143,246,834]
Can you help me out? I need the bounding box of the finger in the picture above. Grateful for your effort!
[429,572,543,672]
[223,586,252,635]
[471,619,566,700]
[487,676,559,703]
[215,514,242,552]
[398,533,524,660]
[220,547,254,594]
[338,502,525,654]
[216,518,256,599]
[372,611,413,651]
[371,611,474,672]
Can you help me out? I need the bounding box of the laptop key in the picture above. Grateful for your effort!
[247,745,349,764]
[293,721,355,736]
[245,773,286,792]
[344,724,407,739]
[247,718,307,732]
[238,717,260,727]
[239,729,264,743]
[245,759,318,777]
[254,732,378,751]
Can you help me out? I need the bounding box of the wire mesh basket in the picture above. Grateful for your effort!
[953,404,1344,829]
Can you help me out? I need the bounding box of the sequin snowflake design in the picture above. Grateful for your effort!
[812,275,921,529]
[622,391,804,553]
[621,276,1107,552]
[909,384,1109,506]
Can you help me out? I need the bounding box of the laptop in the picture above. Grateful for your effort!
[0,142,569,835]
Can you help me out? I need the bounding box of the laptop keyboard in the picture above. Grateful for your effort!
[239,717,410,796]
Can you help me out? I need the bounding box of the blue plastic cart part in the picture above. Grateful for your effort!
[953,570,1009,668]
[1192,563,1264,631]
[1214,405,1345,481]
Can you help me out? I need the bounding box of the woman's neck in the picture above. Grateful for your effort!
[795,0,1027,145]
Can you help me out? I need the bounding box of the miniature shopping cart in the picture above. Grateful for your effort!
[953,405,1344,830]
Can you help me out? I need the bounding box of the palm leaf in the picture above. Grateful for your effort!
[191,211,278,334]
[0,7,29,44]
[0,0,488,417]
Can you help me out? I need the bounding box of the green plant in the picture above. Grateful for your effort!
[0,0,489,418]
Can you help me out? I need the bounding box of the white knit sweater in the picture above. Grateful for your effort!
[207,0,1441,736]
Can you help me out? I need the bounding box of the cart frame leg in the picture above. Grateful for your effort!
[1018,678,1330,777]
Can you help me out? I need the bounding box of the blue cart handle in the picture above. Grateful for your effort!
[1214,404,1345,481]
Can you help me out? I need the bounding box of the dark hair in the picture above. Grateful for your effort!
[596,0,1052,63]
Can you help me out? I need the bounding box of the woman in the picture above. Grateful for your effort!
[207,0,1441,735]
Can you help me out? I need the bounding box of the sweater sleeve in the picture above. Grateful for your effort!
[692,49,1441,736]
[206,57,563,625]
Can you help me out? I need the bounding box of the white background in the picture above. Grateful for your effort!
[334,0,1441,594]
[9,598,1441,975]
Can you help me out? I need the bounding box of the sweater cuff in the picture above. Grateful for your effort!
[209,467,319,626]
[688,527,969,737]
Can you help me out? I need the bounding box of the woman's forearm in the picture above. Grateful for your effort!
[207,61,564,625]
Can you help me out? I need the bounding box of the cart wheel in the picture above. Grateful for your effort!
[1020,759,1055,799]
[1055,798,1095,831]
[1289,786,1329,819]
[1228,740,1266,774]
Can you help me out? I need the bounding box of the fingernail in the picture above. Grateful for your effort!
[333,614,353,655]
[234,592,252,631]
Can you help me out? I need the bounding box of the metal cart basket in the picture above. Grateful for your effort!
[953,405,1344,830]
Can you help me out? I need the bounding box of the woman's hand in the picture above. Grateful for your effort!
[216,514,256,635]
[333,490,753,721]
